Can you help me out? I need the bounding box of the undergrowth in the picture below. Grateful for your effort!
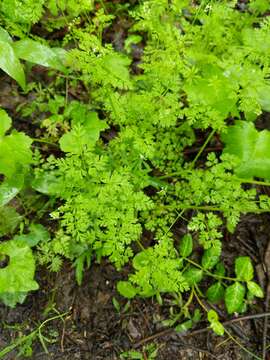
[0,0,270,354]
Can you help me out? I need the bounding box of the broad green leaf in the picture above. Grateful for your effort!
[202,245,221,270]
[206,282,225,303]
[133,250,150,270]
[247,281,264,298]
[0,109,11,137]
[184,65,238,119]
[235,256,254,281]
[175,319,193,333]
[225,282,245,314]
[0,175,24,207]
[60,113,108,154]
[0,40,25,89]
[0,239,38,307]
[14,224,50,247]
[32,171,62,195]
[102,53,131,86]
[215,262,226,277]
[257,85,270,112]
[0,206,21,236]
[117,281,137,299]
[183,267,203,286]
[13,39,67,71]
[179,234,193,257]
[0,131,32,178]
[0,27,12,43]
[222,121,270,180]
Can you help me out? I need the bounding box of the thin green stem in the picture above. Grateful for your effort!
[178,205,270,214]
[237,178,270,187]
[191,128,216,168]
[0,312,69,359]
[184,257,237,282]
[193,288,208,312]
[32,138,58,146]
[159,171,270,189]
[224,328,262,360]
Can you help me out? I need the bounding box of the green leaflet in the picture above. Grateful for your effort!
[235,256,254,282]
[179,234,193,258]
[0,26,67,88]
[117,281,137,299]
[0,239,38,307]
[206,282,225,303]
[13,39,67,72]
[247,281,264,298]
[0,40,25,89]
[184,65,238,120]
[201,245,221,270]
[59,112,108,153]
[0,206,21,236]
[207,310,224,336]
[0,109,32,205]
[225,282,245,314]
[222,121,270,180]
[0,108,11,136]
[14,224,50,247]
[183,267,203,286]
[0,27,12,43]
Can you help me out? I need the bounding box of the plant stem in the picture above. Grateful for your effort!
[178,205,270,214]
[193,288,208,312]
[224,328,262,360]
[32,138,58,146]
[191,128,216,167]
[184,257,236,282]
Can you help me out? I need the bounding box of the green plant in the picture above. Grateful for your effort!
[0,26,66,89]
[0,1,269,350]
[0,311,68,358]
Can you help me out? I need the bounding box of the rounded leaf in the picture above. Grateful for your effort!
[235,256,254,281]
[183,267,203,286]
[117,281,137,299]
[225,282,245,314]
[206,282,225,303]
[247,281,264,298]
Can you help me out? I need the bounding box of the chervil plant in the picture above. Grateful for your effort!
[0,1,269,346]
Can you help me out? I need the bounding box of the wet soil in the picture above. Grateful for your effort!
[0,214,269,359]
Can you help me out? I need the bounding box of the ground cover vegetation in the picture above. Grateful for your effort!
[0,0,270,358]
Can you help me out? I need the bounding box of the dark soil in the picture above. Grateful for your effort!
[0,214,269,359]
